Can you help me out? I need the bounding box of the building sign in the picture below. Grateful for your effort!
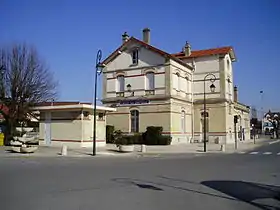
[118,99,150,106]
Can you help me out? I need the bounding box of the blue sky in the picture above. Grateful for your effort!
[1,0,279,115]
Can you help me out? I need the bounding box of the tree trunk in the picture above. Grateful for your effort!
[4,118,16,145]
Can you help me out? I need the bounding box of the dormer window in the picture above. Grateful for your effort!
[132,49,138,65]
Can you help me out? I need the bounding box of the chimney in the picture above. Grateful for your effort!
[142,28,150,44]
[234,85,238,102]
[184,41,191,56]
[122,32,129,43]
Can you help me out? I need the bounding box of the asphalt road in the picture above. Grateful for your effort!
[0,142,279,210]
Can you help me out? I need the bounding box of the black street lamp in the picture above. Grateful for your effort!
[93,50,104,156]
[203,73,216,152]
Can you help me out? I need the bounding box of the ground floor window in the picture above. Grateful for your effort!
[130,110,139,133]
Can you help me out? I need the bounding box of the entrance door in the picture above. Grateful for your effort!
[44,112,51,145]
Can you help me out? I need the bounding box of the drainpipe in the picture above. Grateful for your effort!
[191,58,196,142]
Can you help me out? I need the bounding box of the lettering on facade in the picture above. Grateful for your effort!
[118,99,150,106]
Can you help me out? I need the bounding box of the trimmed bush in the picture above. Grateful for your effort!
[146,126,163,135]
[158,135,172,145]
[143,126,172,145]
[106,125,115,143]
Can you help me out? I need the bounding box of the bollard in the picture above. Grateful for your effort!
[220,144,225,152]
[61,144,68,156]
[141,144,146,153]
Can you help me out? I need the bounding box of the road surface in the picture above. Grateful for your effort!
[0,142,279,210]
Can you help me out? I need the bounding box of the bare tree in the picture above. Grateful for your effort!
[0,44,58,144]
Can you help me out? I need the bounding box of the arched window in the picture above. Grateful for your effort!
[116,75,125,92]
[145,72,155,90]
[130,110,139,133]
[181,110,186,133]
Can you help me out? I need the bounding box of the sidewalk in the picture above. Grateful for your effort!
[0,145,135,158]
[0,137,276,158]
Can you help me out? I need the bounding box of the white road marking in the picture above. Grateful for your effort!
[277,152,280,155]
[263,152,272,155]
[238,151,246,154]
[269,139,280,144]
[250,152,259,155]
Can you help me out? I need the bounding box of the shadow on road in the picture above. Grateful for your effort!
[112,177,236,201]
[201,180,280,210]
[112,177,280,209]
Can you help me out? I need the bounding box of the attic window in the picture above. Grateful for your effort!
[132,49,139,65]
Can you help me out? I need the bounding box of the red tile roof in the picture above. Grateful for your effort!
[172,46,234,59]
[102,37,193,70]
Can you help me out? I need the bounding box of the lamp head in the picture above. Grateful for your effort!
[210,83,216,93]
[127,84,132,92]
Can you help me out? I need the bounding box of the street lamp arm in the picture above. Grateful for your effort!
[96,50,102,68]
[204,73,216,82]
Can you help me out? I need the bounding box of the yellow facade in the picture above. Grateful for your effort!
[102,29,250,145]
[35,104,115,148]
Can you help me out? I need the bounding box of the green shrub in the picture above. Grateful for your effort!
[144,126,161,145]
[113,130,134,147]
[106,125,115,143]
[146,126,163,135]
[158,135,172,145]
[130,133,143,144]
[142,126,172,145]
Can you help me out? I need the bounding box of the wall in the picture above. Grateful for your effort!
[106,102,171,133]
[105,65,166,98]
[39,110,107,148]
[182,55,222,101]
[81,119,106,147]
[169,99,193,144]
[193,102,227,143]
[103,42,166,99]
[232,104,251,142]
[219,54,234,101]
[105,43,166,71]
[169,59,193,101]
[39,118,82,148]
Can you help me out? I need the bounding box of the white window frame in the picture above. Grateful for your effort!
[132,49,138,65]
[130,110,139,133]
[145,72,155,90]
[116,75,125,92]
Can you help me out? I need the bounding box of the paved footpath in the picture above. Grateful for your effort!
[0,138,278,158]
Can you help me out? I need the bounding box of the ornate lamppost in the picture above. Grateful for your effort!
[93,50,105,156]
[203,73,216,152]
